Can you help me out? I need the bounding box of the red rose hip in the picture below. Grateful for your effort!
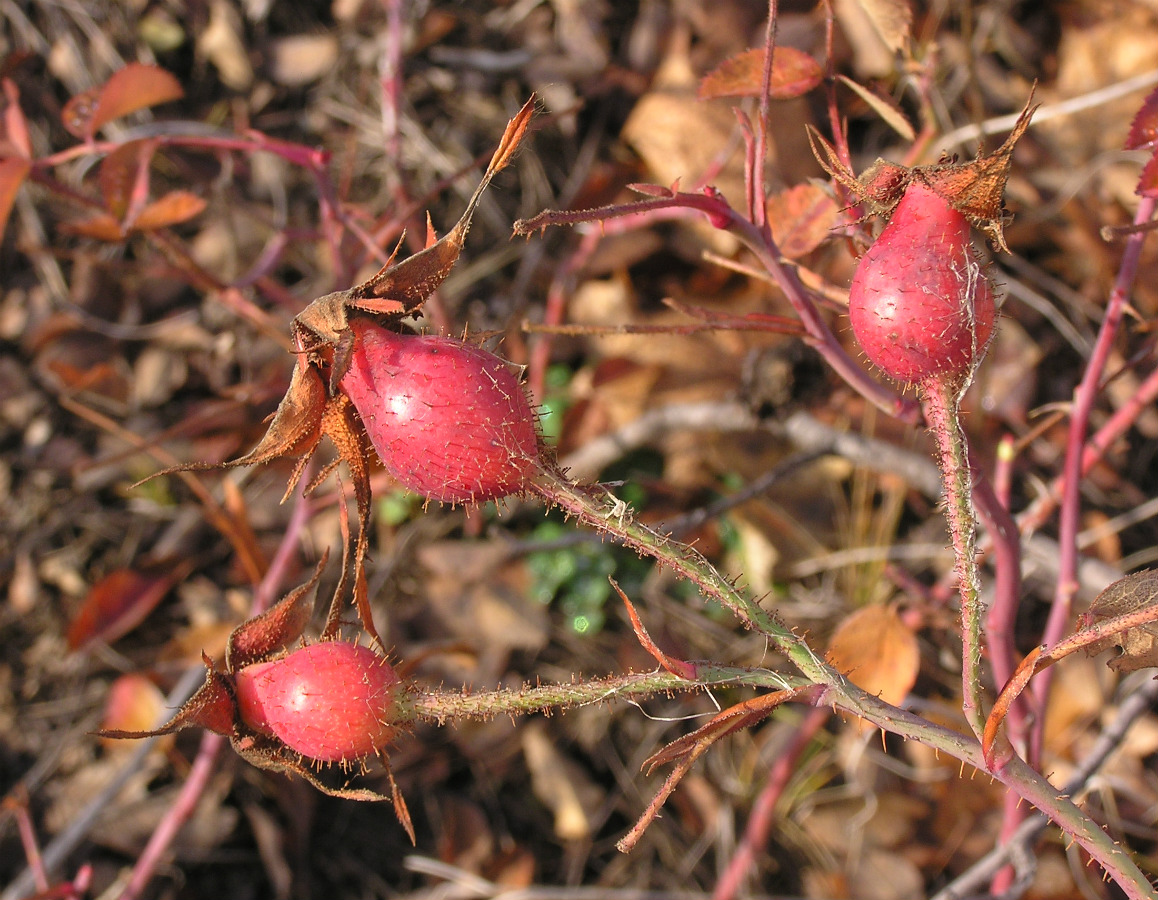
[234,642,401,763]
[340,318,541,504]
[848,181,996,386]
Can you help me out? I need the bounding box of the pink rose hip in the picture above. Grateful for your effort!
[234,642,401,763]
[340,318,541,504]
[848,181,996,386]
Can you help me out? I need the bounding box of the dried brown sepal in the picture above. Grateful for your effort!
[142,97,536,646]
[226,552,327,672]
[315,394,378,644]
[805,126,860,198]
[810,89,1038,252]
[227,699,416,841]
[98,654,237,740]
[233,363,329,473]
[915,95,1036,251]
[381,754,416,844]
[135,362,327,489]
[290,94,537,356]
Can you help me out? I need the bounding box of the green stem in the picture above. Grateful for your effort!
[529,468,834,686]
[523,464,1156,898]
[400,665,804,724]
[922,379,986,740]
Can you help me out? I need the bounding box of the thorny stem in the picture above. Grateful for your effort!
[403,666,802,724]
[922,381,987,740]
[529,467,829,682]
[525,465,1156,898]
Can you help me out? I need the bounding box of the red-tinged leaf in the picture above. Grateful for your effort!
[63,63,183,141]
[68,563,190,650]
[766,181,839,258]
[61,86,100,139]
[98,140,154,220]
[1137,151,1158,198]
[59,211,125,242]
[2,79,31,158]
[0,156,30,245]
[134,190,207,231]
[1126,86,1158,150]
[698,47,822,102]
[643,689,803,772]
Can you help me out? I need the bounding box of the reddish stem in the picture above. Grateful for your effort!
[118,733,225,900]
[712,707,829,900]
[1030,196,1155,765]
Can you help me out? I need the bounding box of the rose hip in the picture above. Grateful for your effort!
[848,181,996,386]
[340,318,541,504]
[234,642,401,763]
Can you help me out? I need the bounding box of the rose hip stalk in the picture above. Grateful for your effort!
[847,179,998,737]
[811,98,1035,741]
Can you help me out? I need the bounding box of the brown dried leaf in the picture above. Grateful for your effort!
[854,0,912,53]
[826,605,919,708]
[1084,570,1158,672]
[837,75,914,140]
[698,47,823,101]
[68,563,191,650]
[766,181,839,258]
[62,63,183,141]
[522,722,602,841]
[134,190,208,230]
